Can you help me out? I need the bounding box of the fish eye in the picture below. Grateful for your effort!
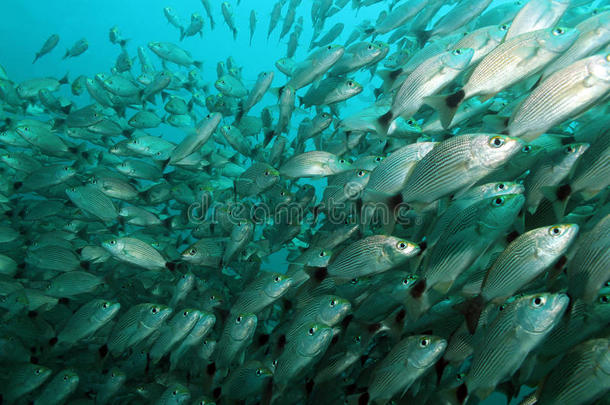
[272,359,278,366]
[319,251,327,257]
[63,375,69,381]
[151,307,160,314]
[599,295,609,304]
[210,295,216,300]
[264,170,270,176]
[339,159,346,164]
[274,276,281,282]
[183,311,189,316]
[35,368,42,375]
[522,145,531,153]
[109,240,117,245]
[497,183,505,190]
[565,145,575,153]
[327,45,332,50]
[280,191,286,196]
[330,299,338,307]
[499,303,507,311]
[103,302,109,309]
[172,391,178,396]
[308,327,316,335]
[500,24,508,30]
[354,335,361,343]
[489,136,505,148]
[420,338,430,347]
[452,49,462,55]
[347,80,354,86]
[350,278,358,284]
[553,27,565,36]
[456,373,465,381]
[407,119,414,125]
[256,368,263,376]
[532,296,545,307]
[367,44,373,50]
[236,316,242,323]
[396,241,408,250]
[548,225,563,236]
[375,157,382,162]
[492,197,505,206]
[357,170,365,176]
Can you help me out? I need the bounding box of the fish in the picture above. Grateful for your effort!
[376,48,474,134]
[535,337,610,404]
[2,2,610,404]
[459,293,569,401]
[327,235,419,279]
[464,224,578,333]
[63,38,88,59]
[56,299,121,346]
[507,53,610,141]
[400,134,523,206]
[505,0,571,40]
[426,26,580,129]
[33,34,59,64]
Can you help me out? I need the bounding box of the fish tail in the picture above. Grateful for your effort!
[263,130,275,148]
[456,383,469,404]
[51,118,66,130]
[482,114,510,133]
[541,185,571,219]
[457,295,484,335]
[423,90,464,129]
[32,53,40,64]
[63,49,69,59]
[435,357,449,384]
[59,73,69,86]
[415,30,432,47]
[375,110,394,135]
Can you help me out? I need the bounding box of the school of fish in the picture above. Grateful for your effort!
[0,0,609,404]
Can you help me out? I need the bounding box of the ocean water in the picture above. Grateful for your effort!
[1,0,606,404]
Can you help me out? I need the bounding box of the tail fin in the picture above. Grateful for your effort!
[193,61,203,70]
[263,130,275,148]
[457,295,484,335]
[63,49,69,59]
[541,185,572,219]
[482,114,510,133]
[59,73,69,85]
[423,89,464,129]
[33,53,40,64]
[415,30,432,47]
[375,110,394,136]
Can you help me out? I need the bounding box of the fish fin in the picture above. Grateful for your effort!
[541,185,571,218]
[456,383,469,404]
[514,46,539,66]
[63,49,69,59]
[375,110,394,136]
[193,61,203,70]
[33,53,40,64]
[456,296,484,335]
[435,357,450,385]
[423,91,464,129]
[59,73,69,86]
[263,130,275,148]
[482,114,510,133]
[51,118,66,130]
[415,30,432,47]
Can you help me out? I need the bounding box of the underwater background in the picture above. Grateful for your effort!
[1,0,609,404]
